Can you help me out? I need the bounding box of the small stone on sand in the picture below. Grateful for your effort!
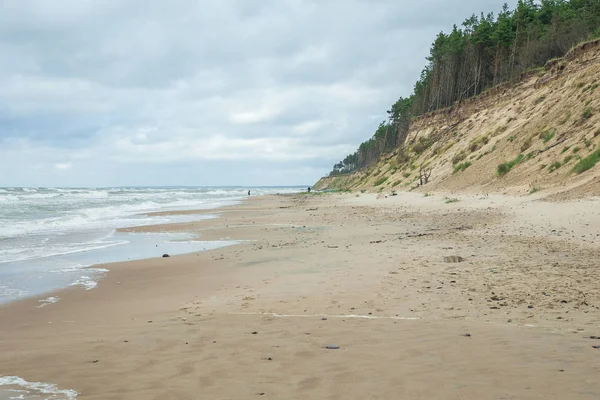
[443,256,465,263]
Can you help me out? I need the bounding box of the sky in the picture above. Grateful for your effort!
[0,0,516,187]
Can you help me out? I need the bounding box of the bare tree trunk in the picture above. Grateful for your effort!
[493,46,501,86]
[419,165,432,186]
[510,23,519,81]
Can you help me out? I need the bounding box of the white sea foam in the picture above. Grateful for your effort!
[47,265,103,274]
[70,275,101,290]
[37,297,60,308]
[0,376,77,399]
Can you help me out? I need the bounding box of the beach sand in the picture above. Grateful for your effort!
[1,192,599,399]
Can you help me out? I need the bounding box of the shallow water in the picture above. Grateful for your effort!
[0,230,239,305]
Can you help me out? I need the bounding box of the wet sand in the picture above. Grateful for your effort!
[1,192,599,399]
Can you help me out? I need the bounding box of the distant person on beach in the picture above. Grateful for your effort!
[248,190,251,196]
[307,187,311,193]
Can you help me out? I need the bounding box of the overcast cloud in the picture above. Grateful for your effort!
[0,0,515,187]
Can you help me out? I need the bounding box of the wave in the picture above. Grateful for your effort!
[0,238,128,264]
[0,202,179,238]
[0,376,78,399]
[0,198,232,239]
[0,187,300,263]
[50,266,108,273]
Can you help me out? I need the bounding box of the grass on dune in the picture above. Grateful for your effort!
[497,154,524,176]
[573,149,600,174]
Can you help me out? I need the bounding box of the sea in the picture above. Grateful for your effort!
[0,186,302,398]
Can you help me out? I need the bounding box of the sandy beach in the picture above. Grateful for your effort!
[1,192,600,399]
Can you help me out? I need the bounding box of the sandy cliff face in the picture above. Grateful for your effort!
[315,40,600,198]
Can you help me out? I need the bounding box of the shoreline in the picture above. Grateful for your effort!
[0,195,278,315]
[1,192,599,399]
[0,199,245,308]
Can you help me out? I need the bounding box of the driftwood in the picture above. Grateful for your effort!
[419,164,432,186]
[531,136,568,157]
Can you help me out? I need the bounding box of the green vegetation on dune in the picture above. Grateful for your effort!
[453,161,472,174]
[548,161,563,173]
[497,154,525,176]
[573,149,600,173]
[374,177,389,186]
[452,150,468,165]
[469,135,489,152]
[413,136,435,155]
[539,128,556,144]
